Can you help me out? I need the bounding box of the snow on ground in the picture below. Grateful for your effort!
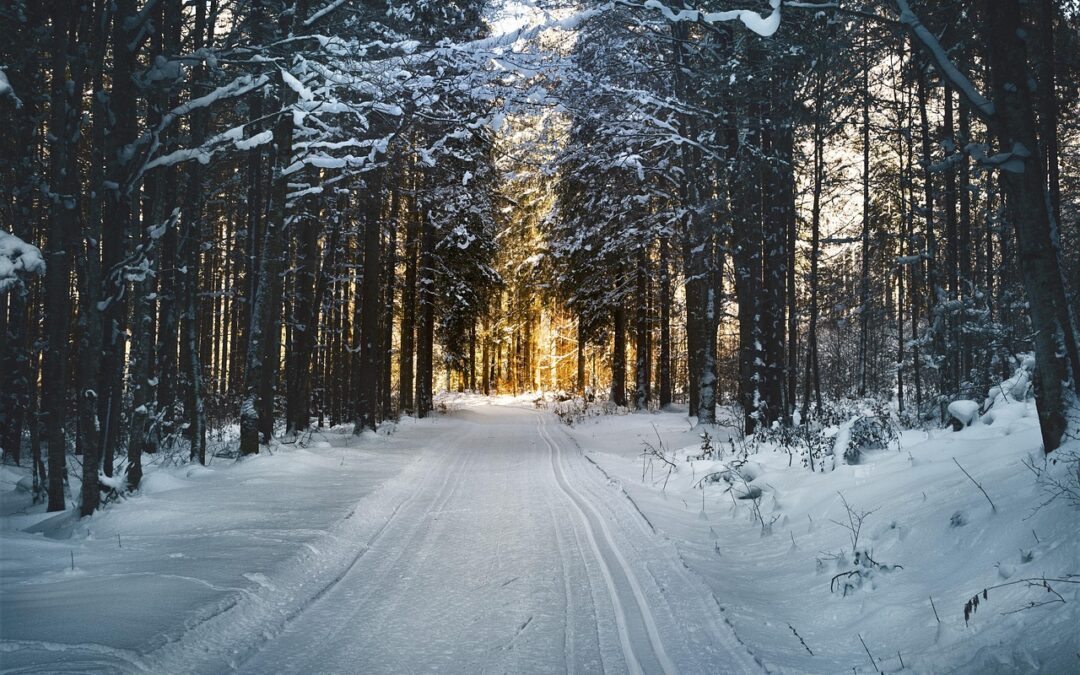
[0,397,761,674]
[568,395,1080,674]
[0,422,428,672]
[2,387,1076,674]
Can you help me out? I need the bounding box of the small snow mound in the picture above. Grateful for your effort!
[243,572,276,590]
[185,465,214,479]
[948,400,980,428]
[140,472,190,495]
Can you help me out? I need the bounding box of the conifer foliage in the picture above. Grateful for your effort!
[1,0,1077,517]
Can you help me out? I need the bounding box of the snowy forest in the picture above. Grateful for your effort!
[1,0,1079,673]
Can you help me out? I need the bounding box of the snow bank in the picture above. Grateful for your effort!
[0,423,427,671]
[571,386,1078,673]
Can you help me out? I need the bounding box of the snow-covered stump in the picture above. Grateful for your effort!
[947,400,980,431]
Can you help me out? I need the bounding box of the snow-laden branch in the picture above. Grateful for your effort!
[637,0,782,37]
[894,0,994,119]
[444,0,781,61]
[0,69,21,108]
[158,73,271,135]
[303,0,349,28]
[0,229,45,294]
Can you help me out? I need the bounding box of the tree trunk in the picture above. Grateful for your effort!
[916,63,943,417]
[355,169,384,433]
[240,68,295,455]
[658,235,672,408]
[42,0,81,510]
[415,213,436,417]
[0,0,44,466]
[611,289,627,408]
[180,0,210,464]
[943,86,959,397]
[982,0,1078,452]
[400,182,419,414]
[634,245,650,410]
[576,317,586,395]
[285,181,320,437]
[801,65,826,421]
[76,0,109,514]
[381,175,400,417]
[859,35,872,397]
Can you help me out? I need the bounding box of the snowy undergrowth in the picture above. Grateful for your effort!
[570,393,1080,673]
[0,421,429,672]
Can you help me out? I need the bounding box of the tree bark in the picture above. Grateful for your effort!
[355,168,385,433]
[42,0,82,510]
[240,66,295,455]
[611,288,627,408]
[634,244,650,410]
[658,235,672,408]
[415,211,436,417]
[982,0,1078,452]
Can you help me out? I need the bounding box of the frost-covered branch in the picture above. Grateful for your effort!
[894,0,994,119]
[0,229,45,294]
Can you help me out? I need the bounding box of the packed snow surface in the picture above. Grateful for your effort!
[1,403,754,674]
[2,394,1077,673]
[569,398,1080,674]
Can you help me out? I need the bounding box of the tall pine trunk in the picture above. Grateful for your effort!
[415,213,436,417]
[355,169,384,433]
[982,0,1078,452]
[634,245,650,410]
[240,67,295,455]
[42,0,82,510]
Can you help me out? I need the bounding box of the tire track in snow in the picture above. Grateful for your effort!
[543,483,579,675]
[236,435,480,671]
[0,639,150,673]
[550,419,768,674]
[140,431,466,675]
[537,412,678,675]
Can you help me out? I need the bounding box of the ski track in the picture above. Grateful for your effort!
[537,411,675,675]
[8,405,760,674]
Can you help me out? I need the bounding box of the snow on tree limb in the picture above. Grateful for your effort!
[0,229,45,294]
[894,0,995,119]
[452,0,781,59]
[281,69,315,101]
[638,0,782,37]
[303,0,349,28]
[0,69,21,108]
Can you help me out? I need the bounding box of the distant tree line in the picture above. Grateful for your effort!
[544,0,1079,451]
[1,0,1077,518]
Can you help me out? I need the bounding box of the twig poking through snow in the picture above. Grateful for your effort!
[788,624,813,656]
[952,458,996,513]
[858,633,878,671]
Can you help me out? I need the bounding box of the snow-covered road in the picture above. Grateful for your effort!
[232,405,756,674]
[8,394,1077,673]
[1,403,761,673]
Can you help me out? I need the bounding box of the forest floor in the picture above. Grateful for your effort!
[567,398,1080,674]
[1,395,1078,674]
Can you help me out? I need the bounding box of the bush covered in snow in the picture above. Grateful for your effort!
[753,400,899,471]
